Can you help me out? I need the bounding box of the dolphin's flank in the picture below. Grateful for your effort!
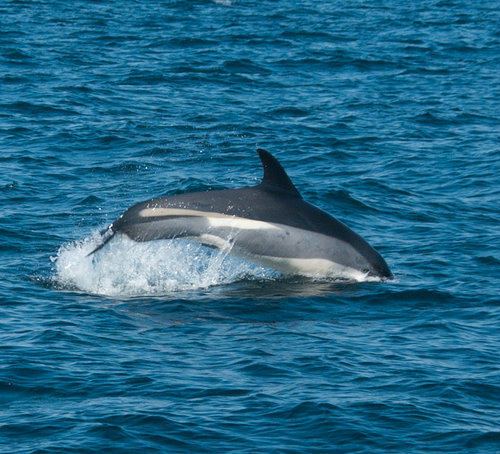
[88,149,392,280]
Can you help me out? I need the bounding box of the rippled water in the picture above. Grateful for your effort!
[1,1,499,453]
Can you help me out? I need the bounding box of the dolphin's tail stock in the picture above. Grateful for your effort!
[87,226,116,256]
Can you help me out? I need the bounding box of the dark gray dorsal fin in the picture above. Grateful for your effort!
[257,149,302,198]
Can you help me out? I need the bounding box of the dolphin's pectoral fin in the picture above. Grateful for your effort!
[256,149,302,198]
[86,227,116,256]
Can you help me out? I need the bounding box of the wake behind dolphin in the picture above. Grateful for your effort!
[88,149,392,280]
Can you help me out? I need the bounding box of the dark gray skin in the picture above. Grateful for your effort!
[89,149,392,279]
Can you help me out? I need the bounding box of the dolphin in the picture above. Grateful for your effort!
[88,149,392,280]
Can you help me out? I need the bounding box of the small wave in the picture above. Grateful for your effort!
[51,233,276,297]
[1,101,79,116]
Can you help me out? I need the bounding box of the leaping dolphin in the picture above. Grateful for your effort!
[88,149,392,280]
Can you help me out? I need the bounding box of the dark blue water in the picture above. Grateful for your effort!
[1,1,499,452]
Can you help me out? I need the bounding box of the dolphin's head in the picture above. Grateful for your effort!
[364,252,392,279]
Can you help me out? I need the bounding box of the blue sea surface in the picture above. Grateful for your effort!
[1,0,499,453]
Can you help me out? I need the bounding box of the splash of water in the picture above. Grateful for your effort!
[51,232,277,297]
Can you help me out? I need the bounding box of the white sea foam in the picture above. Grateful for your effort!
[51,229,383,297]
[51,232,275,297]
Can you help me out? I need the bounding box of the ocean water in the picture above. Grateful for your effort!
[1,0,499,452]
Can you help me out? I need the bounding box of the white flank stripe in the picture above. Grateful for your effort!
[139,207,279,231]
